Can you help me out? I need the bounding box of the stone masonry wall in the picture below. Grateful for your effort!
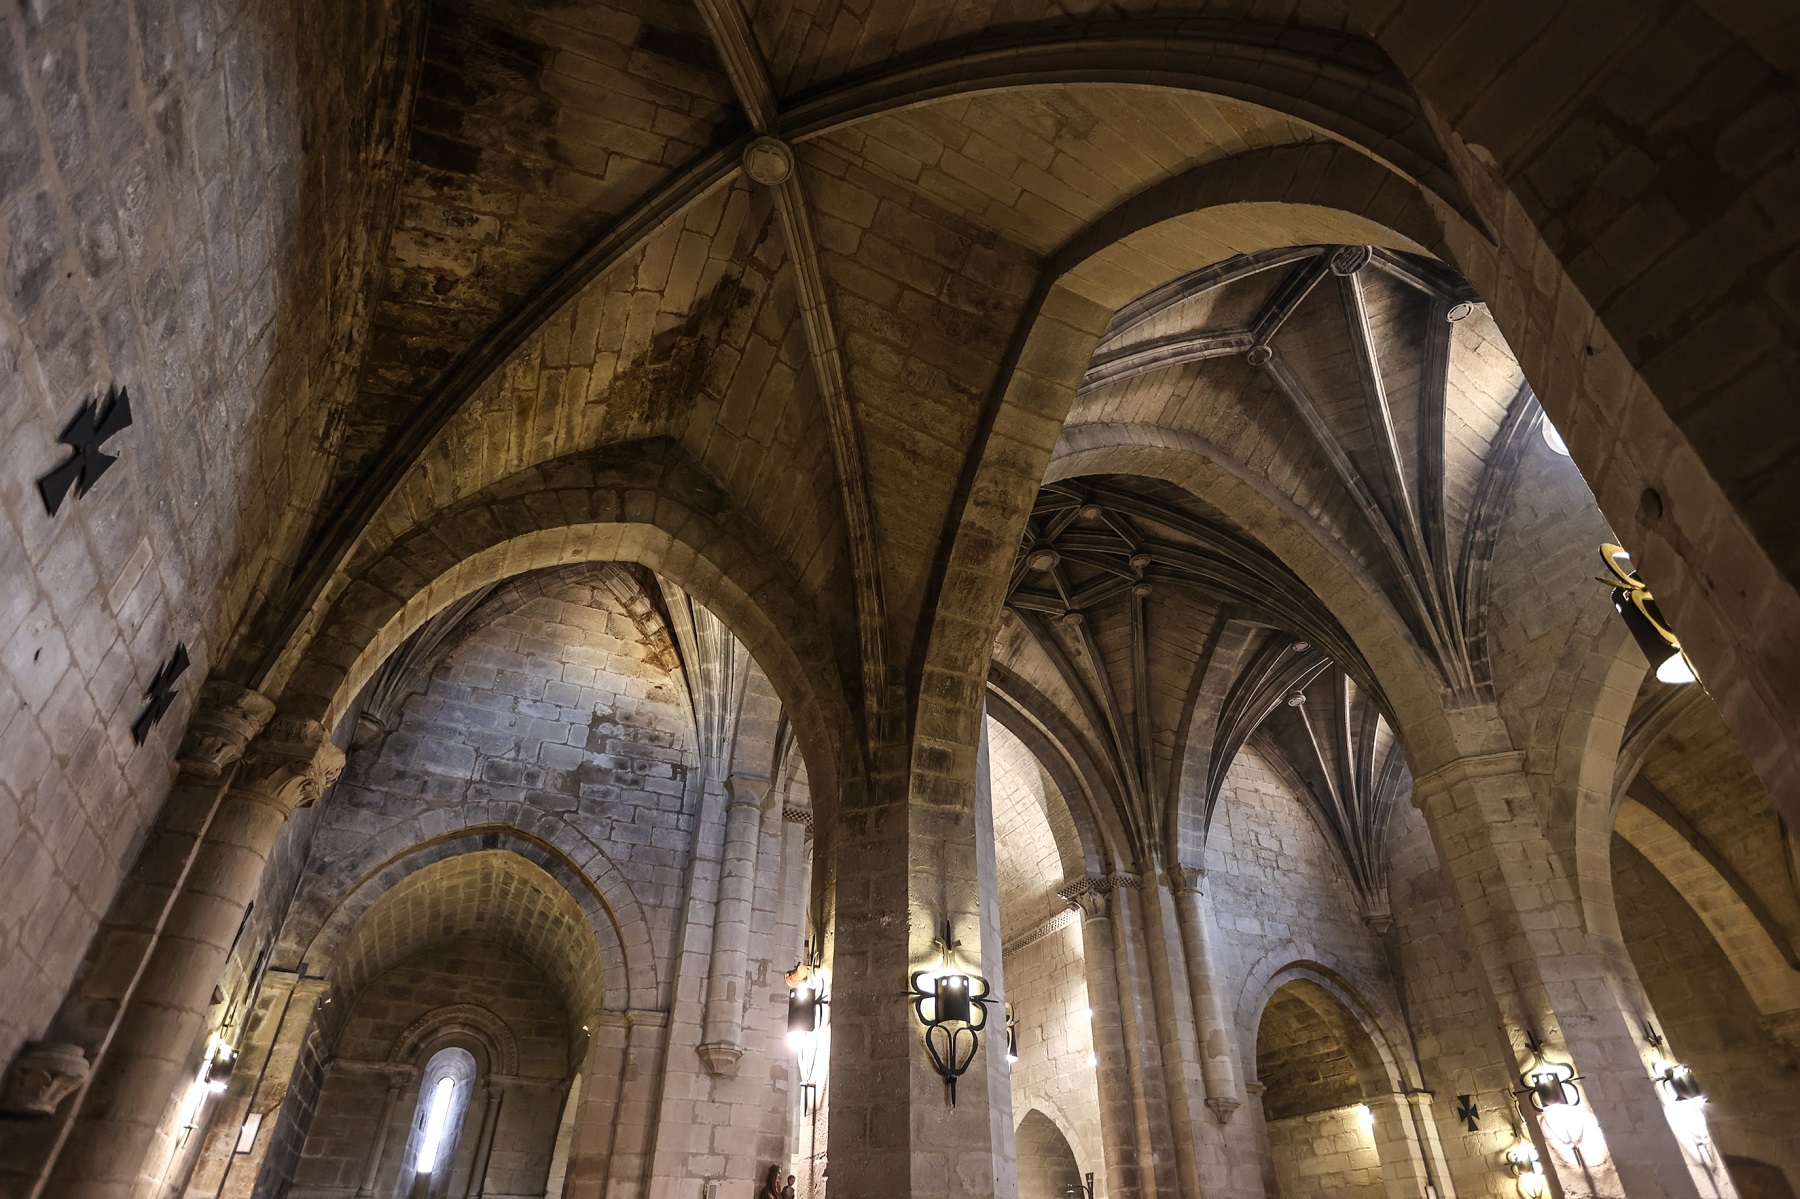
[292,937,572,1198]
[276,567,697,995]
[1004,923,1104,1197]
[1266,1106,1385,1199]
[0,0,412,1071]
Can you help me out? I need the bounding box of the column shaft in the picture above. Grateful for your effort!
[49,715,340,1199]
[1076,895,1144,1199]
[1134,882,1207,1199]
[1413,752,1719,1199]
[699,777,769,1074]
[1170,872,1241,1123]
[460,1083,502,1199]
[361,1072,411,1197]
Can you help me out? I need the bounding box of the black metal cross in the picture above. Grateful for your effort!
[1454,1094,1480,1133]
[132,643,189,745]
[38,386,133,516]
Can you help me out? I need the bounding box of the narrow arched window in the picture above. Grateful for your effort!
[398,1047,476,1198]
[416,1074,458,1172]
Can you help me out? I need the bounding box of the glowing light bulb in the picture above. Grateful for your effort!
[1354,1103,1374,1134]
[1542,420,1570,456]
[1656,653,1698,686]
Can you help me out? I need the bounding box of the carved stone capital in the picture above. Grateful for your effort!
[236,716,345,814]
[176,683,277,779]
[724,774,771,811]
[1205,1095,1241,1124]
[697,1042,744,1077]
[1060,872,1140,917]
[1,1041,89,1115]
[1169,864,1206,895]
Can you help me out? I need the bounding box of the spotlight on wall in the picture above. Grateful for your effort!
[1353,1102,1375,1135]
[908,921,991,1107]
[1005,1004,1019,1065]
[1599,544,1697,685]
[1504,1139,1548,1199]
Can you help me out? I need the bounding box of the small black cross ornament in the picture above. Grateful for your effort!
[38,385,133,516]
[132,642,189,745]
[1454,1094,1480,1132]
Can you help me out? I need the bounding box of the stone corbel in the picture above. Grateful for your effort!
[176,683,277,779]
[697,1043,745,1077]
[236,716,346,815]
[0,1041,89,1116]
[1205,1095,1241,1124]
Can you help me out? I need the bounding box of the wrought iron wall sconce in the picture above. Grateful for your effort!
[1515,1030,1587,1152]
[787,946,827,1114]
[908,920,991,1107]
[1599,544,1696,685]
[1643,1023,1705,1104]
[1504,1138,1548,1199]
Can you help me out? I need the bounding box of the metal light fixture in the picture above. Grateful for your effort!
[908,920,992,1106]
[1516,1030,1586,1147]
[1600,544,1696,685]
[204,1043,236,1095]
[1643,1021,1704,1103]
[787,945,828,1114]
[1504,1139,1548,1199]
[1005,1003,1019,1065]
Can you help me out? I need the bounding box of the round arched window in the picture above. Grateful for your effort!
[398,1047,476,1196]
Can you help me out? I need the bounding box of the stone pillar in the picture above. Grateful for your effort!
[1169,867,1241,1124]
[973,724,1018,1199]
[563,1009,666,1198]
[1071,888,1145,1199]
[360,1070,411,1197]
[699,776,770,1076]
[1133,879,1207,1199]
[1107,877,1182,1199]
[824,759,1007,1199]
[460,1082,502,1198]
[0,684,276,1199]
[212,973,330,1199]
[49,713,343,1199]
[1412,752,1726,1199]
[1365,1092,1435,1199]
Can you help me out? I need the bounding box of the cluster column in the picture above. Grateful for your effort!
[1412,752,1726,1199]
[50,710,343,1199]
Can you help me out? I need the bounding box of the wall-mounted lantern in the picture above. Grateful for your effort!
[1643,1023,1704,1104]
[787,945,827,1114]
[1005,1003,1019,1065]
[908,921,992,1106]
[204,1042,236,1095]
[1600,544,1696,685]
[1515,1030,1587,1149]
[1504,1138,1548,1199]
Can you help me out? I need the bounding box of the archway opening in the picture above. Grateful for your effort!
[1255,980,1388,1199]
[1017,1108,1085,1199]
